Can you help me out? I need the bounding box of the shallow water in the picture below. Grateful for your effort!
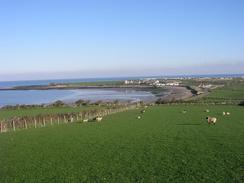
[0,89,158,106]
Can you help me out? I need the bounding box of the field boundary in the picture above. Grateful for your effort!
[0,104,139,133]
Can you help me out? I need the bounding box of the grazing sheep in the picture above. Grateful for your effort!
[182,110,187,114]
[205,109,210,113]
[141,110,146,114]
[222,112,226,116]
[226,112,230,115]
[69,117,74,122]
[137,116,141,119]
[206,117,217,124]
[96,116,103,122]
[83,119,89,122]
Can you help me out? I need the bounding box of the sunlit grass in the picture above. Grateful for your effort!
[1,105,243,182]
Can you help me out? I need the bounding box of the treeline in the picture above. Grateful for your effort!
[1,99,124,110]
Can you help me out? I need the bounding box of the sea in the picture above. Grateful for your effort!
[0,77,156,107]
[0,74,243,107]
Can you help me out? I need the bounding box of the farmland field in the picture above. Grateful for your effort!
[0,105,243,182]
[206,85,244,100]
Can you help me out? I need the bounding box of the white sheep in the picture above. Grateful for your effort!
[96,117,103,122]
[206,117,217,124]
[141,110,146,114]
[137,116,141,119]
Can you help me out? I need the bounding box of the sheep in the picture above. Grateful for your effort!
[137,116,141,119]
[83,119,89,122]
[223,112,226,116]
[205,109,210,113]
[141,110,146,114]
[206,117,217,125]
[69,117,74,123]
[226,112,230,115]
[96,116,103,122]
[182,110,187,114]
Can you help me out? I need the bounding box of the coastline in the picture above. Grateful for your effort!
[0,84,195,107]
[158,86,194,101]
[0,84,153,91]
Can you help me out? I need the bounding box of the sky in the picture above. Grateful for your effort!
[0,0,244,81]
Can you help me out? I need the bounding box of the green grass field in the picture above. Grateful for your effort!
[1,105,243,182]
[207,85,244,100]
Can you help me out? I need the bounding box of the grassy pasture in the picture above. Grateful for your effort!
[0,105,243,182]
[199,84,244,105]
[207,85,244,100]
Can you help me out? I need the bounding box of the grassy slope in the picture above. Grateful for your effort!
[0,106,99,120]
[179,78,244,103]
[206,85,244,100]
[0,105,243,182]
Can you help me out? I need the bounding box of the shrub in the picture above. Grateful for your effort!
[52,100,66,107]
[239,101,244,106]
[75,99,89,106]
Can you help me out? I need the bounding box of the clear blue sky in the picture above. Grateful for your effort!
[0,0,244,81]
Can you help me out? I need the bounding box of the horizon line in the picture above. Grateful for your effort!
[1,73,244,83]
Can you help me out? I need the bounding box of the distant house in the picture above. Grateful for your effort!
[124,80,133,85]
[166,82,180,86]
[124,80,142,85]
[198,84,212,89]
[154,80,160,84]
[155,83,166,87]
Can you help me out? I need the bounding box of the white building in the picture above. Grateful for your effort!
[166,82,180,86]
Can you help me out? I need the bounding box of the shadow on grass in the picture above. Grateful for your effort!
[176,123,202,126]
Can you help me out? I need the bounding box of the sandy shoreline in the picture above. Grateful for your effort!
[158,86,194,101]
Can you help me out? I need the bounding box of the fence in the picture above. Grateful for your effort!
[0,104,139,133]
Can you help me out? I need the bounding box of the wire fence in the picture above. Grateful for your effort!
[0,104,139,133]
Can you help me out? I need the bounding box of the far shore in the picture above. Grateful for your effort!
[0,84,153,90]
[0,83,196,104]
[159,86,194,101]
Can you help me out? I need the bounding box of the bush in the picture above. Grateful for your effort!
[75,99,89,106]
[1,104,45,110]
[52,100,66,107]
[93,100,104,106]
[239,101,244,106]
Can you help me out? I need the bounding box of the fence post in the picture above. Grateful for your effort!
[58,116,60,125]
[24,119,28,129]
[0,121,2,133]
[50,117,53,125]
[12,120,15,131]
[43,118,46,127]
[34,118,37,128]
